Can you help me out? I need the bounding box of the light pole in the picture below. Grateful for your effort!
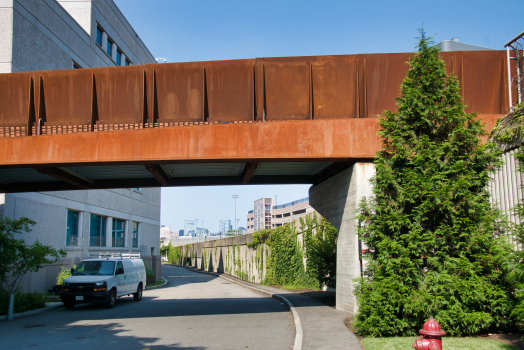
[195,219,199,236]
[236,219,240,235]
[232,195,240,234]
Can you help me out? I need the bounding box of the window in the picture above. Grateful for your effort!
[66,210,79,246]
[90,214,106,247]
[72,61,81,69]
[293,209,306,215]
[112,219,125,247]
[125,59,131,66]
[275,214,282,218]
[132,222,139,248]
[116,261,124,275]
[283,213,291,217]
[96,26,102,46]
[116,50,121,65]
[107,39,113,57]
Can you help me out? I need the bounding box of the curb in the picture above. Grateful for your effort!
[145,276,168,290]
[0,302,63,321]
[180,265,303,350]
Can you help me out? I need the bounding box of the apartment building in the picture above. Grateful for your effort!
[246,197,315,234]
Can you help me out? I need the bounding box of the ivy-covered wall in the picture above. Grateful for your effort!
[177,213,337,289]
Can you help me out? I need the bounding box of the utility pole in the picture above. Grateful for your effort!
[232,194,240,234]
[236,219,240,235]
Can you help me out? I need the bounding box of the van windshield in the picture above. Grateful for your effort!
[73,261,115,276]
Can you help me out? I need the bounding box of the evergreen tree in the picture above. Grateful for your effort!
[354,30,516,336]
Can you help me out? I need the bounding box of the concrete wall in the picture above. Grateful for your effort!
[309,163,375,315]
[0,0,155,73]
[177,216,316,285]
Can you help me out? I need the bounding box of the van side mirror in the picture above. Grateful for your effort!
[70,267,75,275]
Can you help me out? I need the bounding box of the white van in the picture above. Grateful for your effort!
[60,257,146,309]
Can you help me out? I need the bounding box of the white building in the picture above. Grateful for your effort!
[246,197,315,234]
[0,0,161,293]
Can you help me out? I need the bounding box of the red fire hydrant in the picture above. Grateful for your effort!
[412,316,446,350]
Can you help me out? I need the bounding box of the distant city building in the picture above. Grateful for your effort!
[185,220,196,237]
[179,229,185,236]
[196,228,209,236]
[219,220,232,234]
[160,226,172,238]
[247,197,314,234]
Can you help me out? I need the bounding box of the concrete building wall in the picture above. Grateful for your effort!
[489,145,524,249]
[0,0,160,293]
[309,163,375,315]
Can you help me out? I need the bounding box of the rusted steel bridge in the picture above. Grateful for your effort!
[0,51,512,193]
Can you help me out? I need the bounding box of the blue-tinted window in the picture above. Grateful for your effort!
[125,59,130,66]
[66,210,79,246]
[112,219,125,247]
[96,26,102,46]
[107,39,112,57]
[90,214,106,247]
[132,222,139,248]
[116,50,121,65]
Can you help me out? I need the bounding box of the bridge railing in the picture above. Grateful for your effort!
[0,51,512,138]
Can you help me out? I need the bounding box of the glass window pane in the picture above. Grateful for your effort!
[132,222,138,248]
[66,210,79,246]
[90,214,106,247]
[112,219,125,247]
[116,51,121,65]
[96,27,102,46]
[107,40,112,56]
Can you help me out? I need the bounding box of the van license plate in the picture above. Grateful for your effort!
[75,296,84,301]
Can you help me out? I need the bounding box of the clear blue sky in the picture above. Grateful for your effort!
[114,0,523,233]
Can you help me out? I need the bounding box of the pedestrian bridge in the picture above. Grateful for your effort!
[0,50,510,193]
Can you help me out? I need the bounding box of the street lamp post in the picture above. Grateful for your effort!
[232,195,240,234]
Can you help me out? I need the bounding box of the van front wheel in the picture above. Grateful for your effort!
[133,283,142,301]
[106,289,116,308]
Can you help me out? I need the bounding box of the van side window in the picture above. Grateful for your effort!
[116,261,124,275]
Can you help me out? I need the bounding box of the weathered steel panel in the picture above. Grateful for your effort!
[0,72,31,125]
[312,57,359,118]
[93,65,144,125]
[34,69,92,125]
[147,62,203,123]
[359,53,412,117]
[204,59,255,122]
[257,57,311,120]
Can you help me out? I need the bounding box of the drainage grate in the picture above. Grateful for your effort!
[23,324,45,328]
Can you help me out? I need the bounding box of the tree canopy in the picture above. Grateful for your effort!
[354,30,516,336]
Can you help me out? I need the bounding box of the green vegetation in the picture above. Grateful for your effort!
[0,216,66,294]
[146,280,165,287]
[164,242,181,265]
[144,261,155,278]
[56,264,76,285]
[354,30,516,336]
[361,337,518,350]
[0,290,48,316]
[248,213,337,289]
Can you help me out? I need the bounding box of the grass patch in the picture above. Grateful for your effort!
[361,337,518,350]
[146,280,165,287]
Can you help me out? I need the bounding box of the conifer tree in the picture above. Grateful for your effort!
[354,30,516,336]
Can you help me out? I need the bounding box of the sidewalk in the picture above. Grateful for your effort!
[182,266,362,350]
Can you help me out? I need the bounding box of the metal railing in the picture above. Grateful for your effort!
[505,30,524,106]
[89,252,141,259]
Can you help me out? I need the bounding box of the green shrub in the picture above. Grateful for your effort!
[143,261,155,277]
[0,290,47,315]
[168,245,181,265]
[56,265,76,285]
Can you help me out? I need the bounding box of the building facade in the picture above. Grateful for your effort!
[246,197,315,234]
[0,0,161,293]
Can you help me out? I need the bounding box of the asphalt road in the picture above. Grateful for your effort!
[0,265,294,350]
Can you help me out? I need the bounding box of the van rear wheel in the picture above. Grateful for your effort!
[106,289,116,308]
[133,283,142,301]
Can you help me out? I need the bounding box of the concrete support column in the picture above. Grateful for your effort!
[106,217,113,247]
[309,163,375,315]
[120,53,126,67]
